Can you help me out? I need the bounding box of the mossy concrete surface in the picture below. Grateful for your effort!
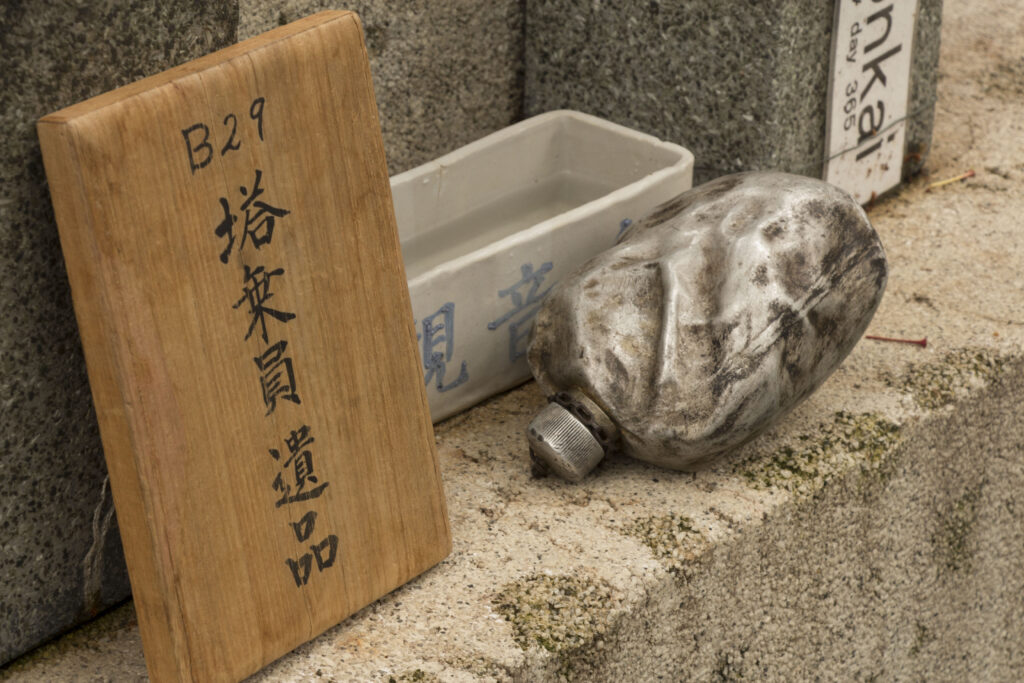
[883,346,1009,410]
[493,573,616,678]
[4,1,1024,681]
[738,411,903,495]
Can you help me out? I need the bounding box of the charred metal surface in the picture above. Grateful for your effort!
[528,172,888,472]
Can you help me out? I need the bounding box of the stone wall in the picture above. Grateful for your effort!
[524,0,943,184]
[240,0,525,175]
[0,1,239,664]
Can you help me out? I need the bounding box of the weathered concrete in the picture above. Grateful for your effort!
[0,1,238,666]
[4,1,1021,681]
[239,1,524,175]
[524,0,943,184]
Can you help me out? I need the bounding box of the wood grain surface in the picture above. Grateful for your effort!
[37,12,450,682]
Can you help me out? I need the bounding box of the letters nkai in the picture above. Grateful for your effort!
[825,0,917,204]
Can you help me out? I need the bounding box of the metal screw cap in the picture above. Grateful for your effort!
[527,402,605,482]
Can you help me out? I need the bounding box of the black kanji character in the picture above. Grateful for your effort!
[213,169,290,264]
[285,554,312,587]
[311,535,339,571]
[270,424,327,507]
[254,340,301,415]
[234,265,295,343]
[290,510,317,543]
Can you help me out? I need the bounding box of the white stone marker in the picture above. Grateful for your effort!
[825,0,919,204]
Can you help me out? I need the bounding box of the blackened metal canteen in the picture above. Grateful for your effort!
[526,172,888,481]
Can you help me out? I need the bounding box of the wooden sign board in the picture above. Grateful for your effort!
[38,12,450,682]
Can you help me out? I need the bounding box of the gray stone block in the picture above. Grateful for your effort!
[906,0,944,176]
[524,0,942,185]
[0,1,237,665]
[239,0,525,174]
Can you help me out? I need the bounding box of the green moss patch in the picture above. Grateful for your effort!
[493,574,615,657]
[739,411,902,494]
[884,347,1010,410]
[389,670,438,683]
[623,512,704,578]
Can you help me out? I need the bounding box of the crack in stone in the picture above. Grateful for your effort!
[82,474,116,617]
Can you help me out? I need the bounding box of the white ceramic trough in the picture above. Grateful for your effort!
[392,110,694,422]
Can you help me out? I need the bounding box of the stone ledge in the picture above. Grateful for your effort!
[3,1,1023,681]
[5,347,1021,681]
